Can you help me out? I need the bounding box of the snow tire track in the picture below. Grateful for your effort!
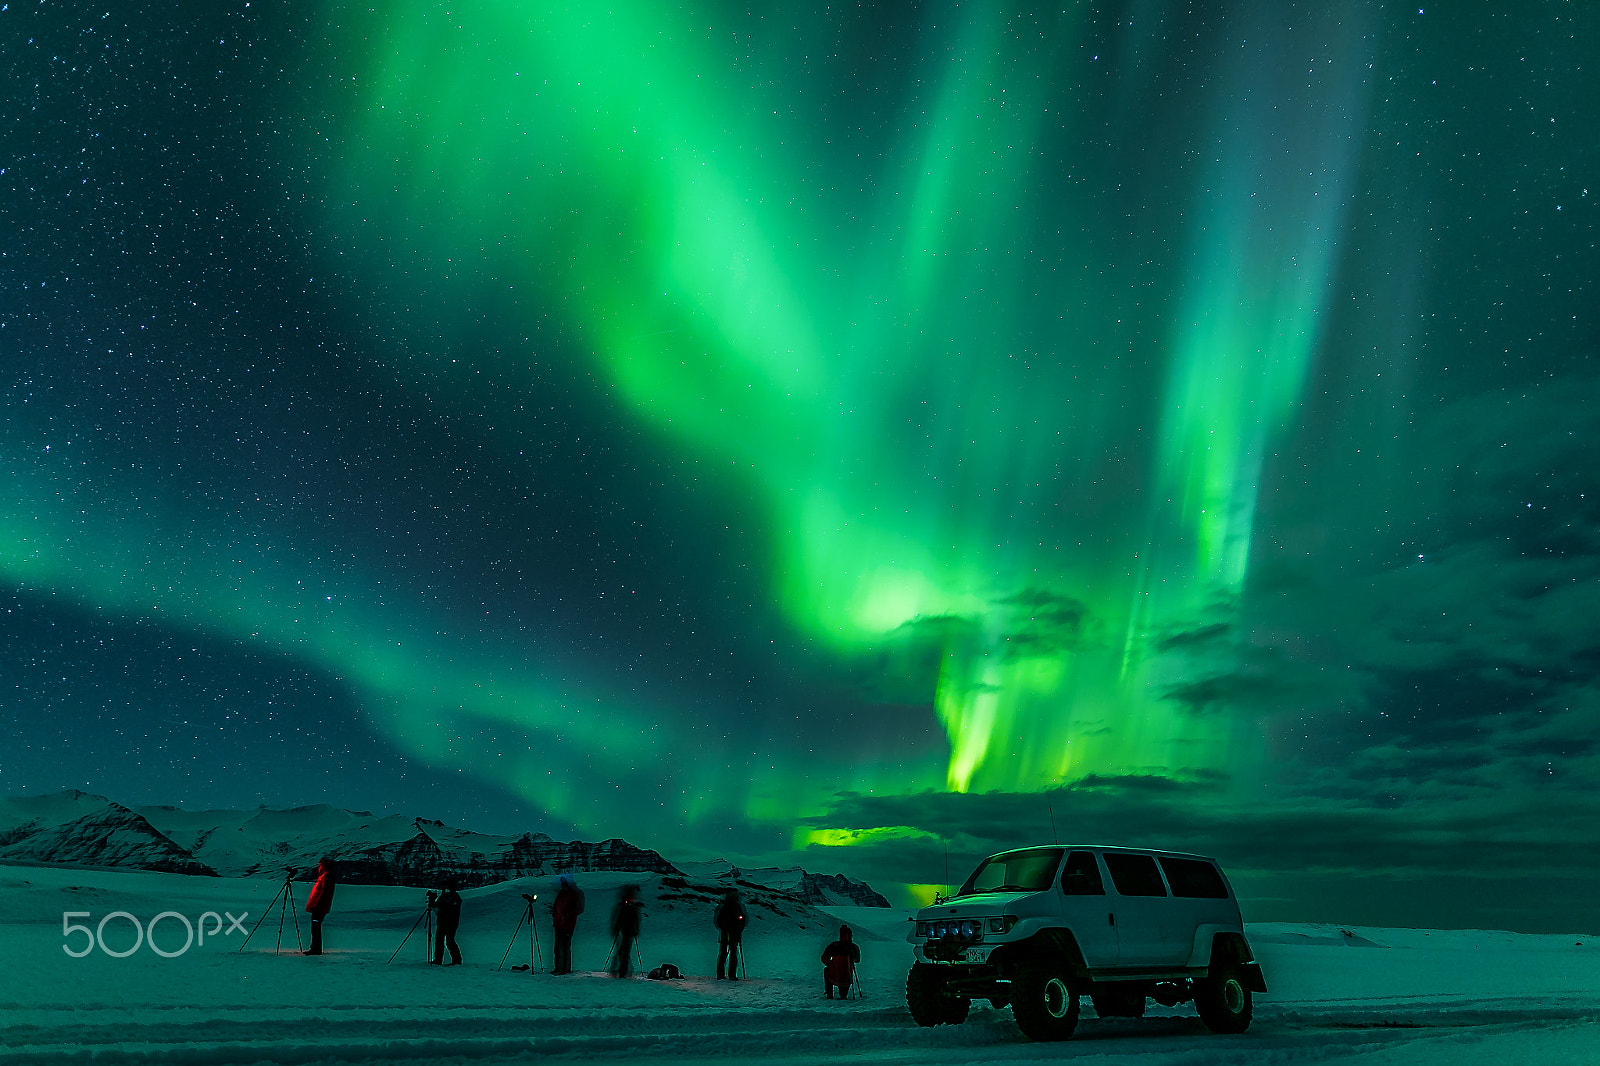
[6,1003,1599,1065]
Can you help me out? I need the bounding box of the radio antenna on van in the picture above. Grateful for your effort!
[1047,792,1059,844]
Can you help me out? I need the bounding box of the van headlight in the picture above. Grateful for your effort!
[988,915,1019,934]
[924,918,985,939]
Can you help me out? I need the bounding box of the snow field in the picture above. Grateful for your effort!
[2,863,1598,1064]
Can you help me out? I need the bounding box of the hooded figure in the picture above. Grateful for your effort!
[714,889,748,980]
[431,878,463,965]
[303,857,337,956]
[608,884,642,978]
[551,874,585,974]
[821,924,861,999]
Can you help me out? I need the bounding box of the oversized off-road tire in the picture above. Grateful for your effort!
[1010,960,1080,1041]
[1195,966,1253,1034]
[1091,984,1147,1019]
[905,965,971,1026]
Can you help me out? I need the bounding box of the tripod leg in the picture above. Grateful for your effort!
[529,903,543,970]
[387,907,431,964]
[287,882,303,951]
[276,885,288,955]
[238,880,289,952]
[496,911,527,971]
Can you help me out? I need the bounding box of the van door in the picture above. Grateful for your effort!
[1158,856,1234,965]
[1101,852,1173,967]
[1058,850,1118,967]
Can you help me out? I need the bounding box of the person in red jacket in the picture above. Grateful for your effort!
[550,874,584,975]
[303,857,337,956]
[821,924,861,999]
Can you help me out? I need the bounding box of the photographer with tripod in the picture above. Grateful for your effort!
[551,874,584,974]
[821,924,861,999]
[431,878,464,966]
[608,884,642,978]
[714,888,747,980]
[304,857,337,956]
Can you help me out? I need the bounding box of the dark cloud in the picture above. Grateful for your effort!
[801,777,1600,929]
[997,589,1090,661]
[1071,772,1226,793]
[1155,622,1231,654]
[1161,643,1339,717]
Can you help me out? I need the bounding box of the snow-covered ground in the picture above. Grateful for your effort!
[2,862,1597,1064]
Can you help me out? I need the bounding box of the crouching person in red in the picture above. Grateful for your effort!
[821,924,860,999]
[304,857,337,956]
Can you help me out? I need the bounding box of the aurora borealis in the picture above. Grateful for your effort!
[4,1,1598,928]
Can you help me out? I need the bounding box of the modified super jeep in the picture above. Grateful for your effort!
[905,845,1265,1041]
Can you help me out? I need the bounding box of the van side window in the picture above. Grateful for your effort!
[1159,857,1230,899]
[1060,850,1105,895]
[1103,853,1168,896]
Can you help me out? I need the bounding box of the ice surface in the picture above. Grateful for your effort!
[2,862,1597,1064]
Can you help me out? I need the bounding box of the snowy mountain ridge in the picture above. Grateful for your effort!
[0,791,888,906]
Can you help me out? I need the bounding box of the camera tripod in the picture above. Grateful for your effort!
[387,891,436,964]
[606,931,645,975]
[496,892,543,972]
[238,870,303,954]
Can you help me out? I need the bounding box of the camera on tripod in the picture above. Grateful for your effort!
[499,892,543,972]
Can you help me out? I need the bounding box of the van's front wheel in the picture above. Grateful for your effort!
[1011,960,1080,1041]
[1195,967,1252,1033]
[906,965,971,1026]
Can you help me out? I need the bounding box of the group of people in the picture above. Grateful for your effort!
[294,859,863,996]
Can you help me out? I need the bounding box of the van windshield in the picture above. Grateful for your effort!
[956,848,1064,897]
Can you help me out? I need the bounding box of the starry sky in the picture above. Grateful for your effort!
[3,1,1597,930]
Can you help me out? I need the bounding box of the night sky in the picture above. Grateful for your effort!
[4,1,1597,930]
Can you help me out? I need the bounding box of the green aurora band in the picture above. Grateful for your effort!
[321,0,1370,809]
[0,1,1378,845]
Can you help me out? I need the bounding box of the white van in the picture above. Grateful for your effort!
[906,845,1265,1040]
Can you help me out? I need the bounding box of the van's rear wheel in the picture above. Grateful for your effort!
[1195,967,1252,1033]
[1011,960,1080,1041]
[906,965,971,1026]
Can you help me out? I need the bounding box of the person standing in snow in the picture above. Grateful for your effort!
[430,878,464,966]
[821,924,861,999]
[608,883,642,978]
[551,874,584,974]
[303,857,337,956]
[714,888,747,980]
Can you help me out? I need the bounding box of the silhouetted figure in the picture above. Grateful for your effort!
[303,857,337,956]
[714,889,747,980]
[608,884,642,978]
[822,924,861,999]
[431,879,463,965]
[551,874,584,974]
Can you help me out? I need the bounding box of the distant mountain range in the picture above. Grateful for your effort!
[0,791,890,907]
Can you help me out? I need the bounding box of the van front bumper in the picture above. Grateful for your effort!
[918,937,1005,965]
